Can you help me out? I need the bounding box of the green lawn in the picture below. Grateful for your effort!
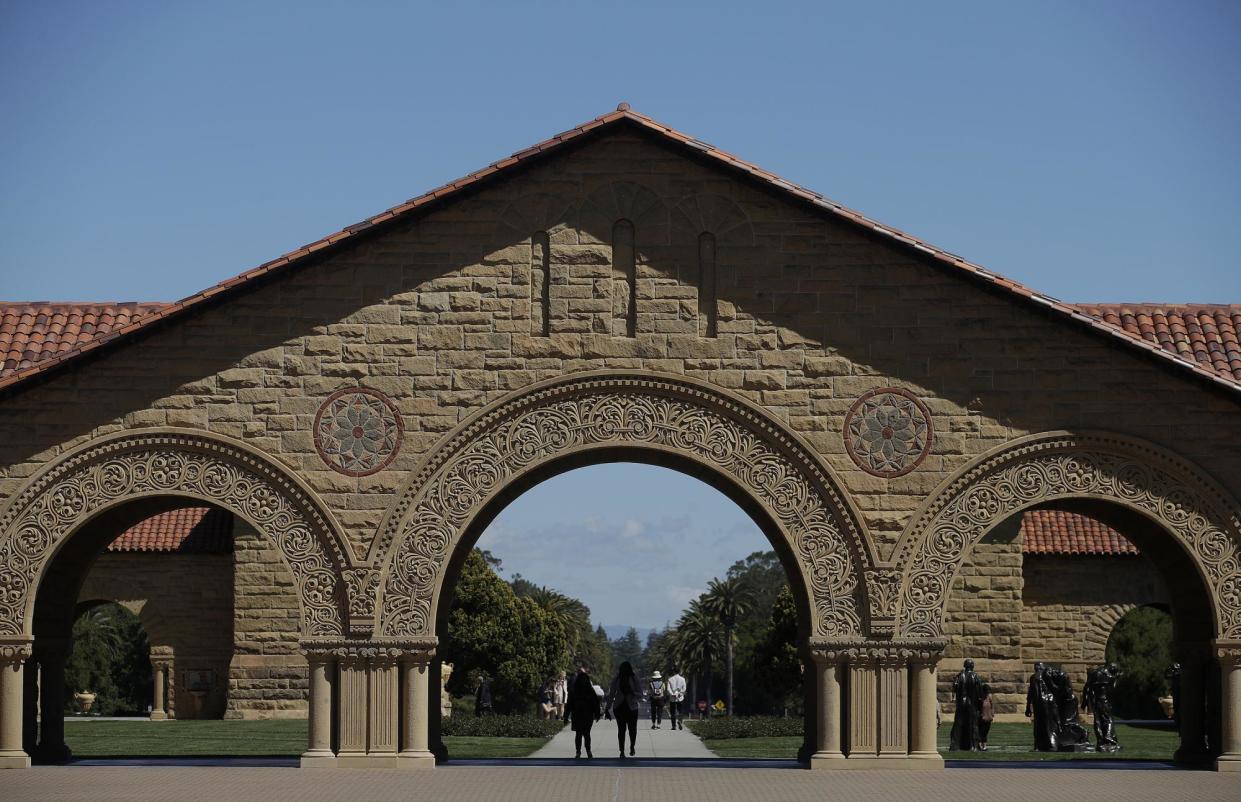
[701,722,1180,761]
[63,719,549,759]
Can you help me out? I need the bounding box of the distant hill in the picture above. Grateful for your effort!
[601,624,656,642]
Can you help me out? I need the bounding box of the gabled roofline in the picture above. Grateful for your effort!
[1,103,1238,397]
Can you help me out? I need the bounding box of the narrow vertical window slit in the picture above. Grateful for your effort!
[612,220,636,337]
[531,231,550,336]
[699,232,717,338]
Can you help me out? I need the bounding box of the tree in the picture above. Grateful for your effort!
[671,600,722,712]
[64,603,151,716]
[442,550,573,712]
[702,576,754,716]
[1105,605,1174,719]
[749,586,803,715]
[611,627,644,676]
[725,551,785,625]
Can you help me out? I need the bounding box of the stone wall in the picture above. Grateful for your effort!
[77,553,233,718]
[228,518,307,719]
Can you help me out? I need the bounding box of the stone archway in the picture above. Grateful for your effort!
[0,430,353,768]
[894,431,1241,768]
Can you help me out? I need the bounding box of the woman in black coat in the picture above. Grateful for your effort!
[563,664,602,758]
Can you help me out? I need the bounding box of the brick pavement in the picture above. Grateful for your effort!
[0,765,1236,802]
[533,716,714,759]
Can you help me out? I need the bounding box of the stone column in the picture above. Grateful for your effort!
[335,654,368,763]
[876,653,908,758]
[399,653,435,768]
[301,651,335,766]
[1217,643,1241,772]
[150,660,170,721]
[908,649,944,766]
[0,642,32,769]
[367,657,399,758]
[847,652,878,757]
[809,648,844,768]
[34,638,70,763]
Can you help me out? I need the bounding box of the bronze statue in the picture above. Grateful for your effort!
[1025,662,1059,751]
[1046,666,1090,749]
[949,659,984,751]
[1083,663,1122,752]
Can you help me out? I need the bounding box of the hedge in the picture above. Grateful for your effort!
[441,714,565,738]
[685,716,804,740]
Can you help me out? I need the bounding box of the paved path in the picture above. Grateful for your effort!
[1,764,1237,802]
[533,718,715,759]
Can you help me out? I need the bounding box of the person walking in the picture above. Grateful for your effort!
[978,682,995,752]
[553,672,569,720]
[666,666,687,730]
[605,661,642,758]
[474,674,493,717]
[648,670,668,729]
[563,662,602,759]
[538,678,556,721]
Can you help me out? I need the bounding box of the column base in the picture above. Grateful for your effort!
[334,753,402,768]
[0,751,31,769]
[398,750,436,768]
[149,711,168,721]
[816,755,944,770]
[809,751,845,769]
[300,752,338,768]
[1217,755,1241,772]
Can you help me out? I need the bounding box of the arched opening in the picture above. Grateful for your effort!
[64,601,153,718]
[1105,604,1174,721]
[427,455,818,762]
[939,499,1216,762]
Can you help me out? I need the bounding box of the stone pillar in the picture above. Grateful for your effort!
[34,638,70,763]
[847,653,878,757]
[335,654,368,763]
[150,658,171,721]
[877,653,908,758]
[367,658,399,758]
[909,650,944,766]
[1217,643,1241,772]
[0,642,32,769]
[809,648,844,768]
[1176,643,1209,762]
[301,652,335,766]
[399,654,435,768]
[22,654,37,755]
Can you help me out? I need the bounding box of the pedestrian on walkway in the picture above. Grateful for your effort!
[563,662,602,759]
[666,667,687,730]
[648,670,667,728]
[978,682,994,752]
[553,672,569,720]
[605,661,642,758]
[474,674,493,717]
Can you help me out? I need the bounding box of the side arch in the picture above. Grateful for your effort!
[0,429,351,637]
[373,371,876,638]
[895,431,1241,639]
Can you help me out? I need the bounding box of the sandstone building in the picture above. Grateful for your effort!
[0,105,1237,771]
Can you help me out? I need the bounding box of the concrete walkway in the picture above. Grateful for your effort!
[2,765,1238,802]
[533,718,715,759]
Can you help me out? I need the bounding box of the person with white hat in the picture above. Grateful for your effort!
[648,670,668,729]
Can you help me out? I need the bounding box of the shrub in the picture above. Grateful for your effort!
[441,714,564,738]
[685,715,804,740]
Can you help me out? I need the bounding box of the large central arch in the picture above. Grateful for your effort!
[373,372,876,640]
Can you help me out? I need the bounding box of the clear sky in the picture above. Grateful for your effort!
[4,2,1239,629]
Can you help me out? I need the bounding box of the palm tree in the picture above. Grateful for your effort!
[672,601,721,715]
[702,576,754,716]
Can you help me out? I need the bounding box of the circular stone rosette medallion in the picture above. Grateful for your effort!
[313,387,404,477]
[843,388,933,478]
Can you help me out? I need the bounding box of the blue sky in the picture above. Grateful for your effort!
[3,2,1238,628]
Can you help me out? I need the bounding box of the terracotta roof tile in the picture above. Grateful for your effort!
[106,507,232,554]
[1020,509,1139,556]
[0,106,1238,396]
[0,302,169,377]
[1075,304,1241,383]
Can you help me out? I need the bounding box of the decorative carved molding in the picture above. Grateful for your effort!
[843,388,933,478]
[313,388,403,477]
[300,637,437,662]
[809,638,946,665]
[1216,642,1241,667]
[864,568,902,636]
[0,431,348,637]
[0,640,32,662]
[376,373,872,638]
[896,432,1241,639]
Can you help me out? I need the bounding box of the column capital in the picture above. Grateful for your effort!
[1216,640,1241,667]
[0,639,32,664]
[807,638,945,665]
[300,636,437,663]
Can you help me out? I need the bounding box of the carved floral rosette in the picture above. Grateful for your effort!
[376,375,871,638]
[897,433,1241,639]
[0,433,348,637]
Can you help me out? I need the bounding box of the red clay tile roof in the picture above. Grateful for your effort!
[1074,304,1241,383]
[0,302,170,377]
[1020,509,1139,556]
[105,507,233,554]
[0,105,1237,396]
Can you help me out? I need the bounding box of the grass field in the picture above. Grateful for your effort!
[702,723,1180,761]
[63,719,550,759]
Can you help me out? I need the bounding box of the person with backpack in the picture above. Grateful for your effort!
[648,670,668,729]
[605,661,642,758]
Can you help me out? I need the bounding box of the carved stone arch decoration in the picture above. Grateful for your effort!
[895,431,1241,639]
[578,181,670,245]
[670,193,755,246]
[0,429,351,637]
[495,193,579,242]
[373,372,875,638]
